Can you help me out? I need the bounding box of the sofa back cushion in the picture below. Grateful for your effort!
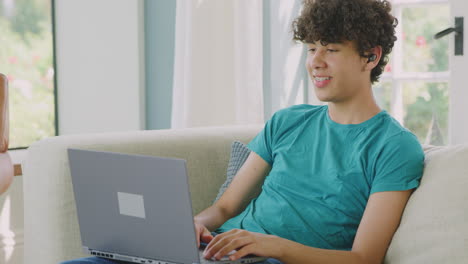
[384,144,468,264]
[213,141,251,203]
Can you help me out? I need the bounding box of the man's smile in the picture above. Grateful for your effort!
[313,75,333,88]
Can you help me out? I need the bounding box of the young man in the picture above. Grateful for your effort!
[63,0,424,263]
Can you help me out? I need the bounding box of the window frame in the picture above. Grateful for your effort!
[379,0,450,128]
[6,0,59,150]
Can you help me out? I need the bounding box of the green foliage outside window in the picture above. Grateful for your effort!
[402,5,449,73]
[375,4,450,146]
[403,82,448,145]
[0,0,55,148]
[402,5,449,145]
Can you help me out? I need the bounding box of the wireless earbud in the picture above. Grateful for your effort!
[367,54,377,63]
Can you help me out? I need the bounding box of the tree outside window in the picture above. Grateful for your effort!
[0,0,56,149]
[375,2,450,146]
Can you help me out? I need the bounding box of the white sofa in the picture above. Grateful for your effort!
[22,125,468,264]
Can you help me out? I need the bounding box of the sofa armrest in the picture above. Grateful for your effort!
[23,125,262,264]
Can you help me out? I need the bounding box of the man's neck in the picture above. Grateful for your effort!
[327,95,381,125]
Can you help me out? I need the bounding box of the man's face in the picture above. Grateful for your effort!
[305,40,371,103]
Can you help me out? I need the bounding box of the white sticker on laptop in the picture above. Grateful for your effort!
[117,192,146,219]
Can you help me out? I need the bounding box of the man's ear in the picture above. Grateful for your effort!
[364,46,383,70]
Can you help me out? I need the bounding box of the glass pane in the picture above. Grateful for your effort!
[402,82,449,145]
[374,81,392,111]
[401,4,450,72]
[0,0,56,148]
[383,52,393,73]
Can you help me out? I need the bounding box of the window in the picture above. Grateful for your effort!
[0,0,57,149]
[375,0,450,145]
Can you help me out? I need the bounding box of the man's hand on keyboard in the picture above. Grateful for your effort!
[202,229,280,261]
[194,221,214,248]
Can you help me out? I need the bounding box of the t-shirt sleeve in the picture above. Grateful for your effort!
[247,113,279,165]
[370,131,425,194]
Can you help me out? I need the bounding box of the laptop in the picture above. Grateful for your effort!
[68,148,267,264]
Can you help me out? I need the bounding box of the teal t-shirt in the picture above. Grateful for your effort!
[217,104,424,250]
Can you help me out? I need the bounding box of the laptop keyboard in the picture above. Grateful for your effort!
[198,250,265,264]
[199,250,232,263]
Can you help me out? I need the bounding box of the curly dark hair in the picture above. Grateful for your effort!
[292,0,397,83]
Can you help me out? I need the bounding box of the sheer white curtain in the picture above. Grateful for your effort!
[171,0,264,129]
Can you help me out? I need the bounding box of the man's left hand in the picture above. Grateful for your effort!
[202,229,282,261]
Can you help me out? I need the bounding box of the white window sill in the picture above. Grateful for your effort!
[9,149,27,165]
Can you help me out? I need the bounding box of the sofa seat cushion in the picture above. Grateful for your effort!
[384,144,468,264]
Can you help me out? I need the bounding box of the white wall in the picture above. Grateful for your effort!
[0,176,23,264]
[1,2,145,263]
[264,0,322,119]
[190,0,237,127]
[449,0,468,144]
[55,0,145,135]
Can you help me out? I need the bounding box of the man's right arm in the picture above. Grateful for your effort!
[193,151,271,246]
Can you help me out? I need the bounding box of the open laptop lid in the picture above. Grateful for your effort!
[68,148,200,264]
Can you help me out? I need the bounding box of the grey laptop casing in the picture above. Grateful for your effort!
[68,148,266,264]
